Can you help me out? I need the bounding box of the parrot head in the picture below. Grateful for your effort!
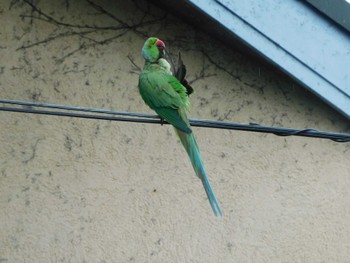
[142,37,166,63]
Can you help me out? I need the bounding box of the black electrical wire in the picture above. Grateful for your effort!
[0,99,156,119]
[0,99,349,142]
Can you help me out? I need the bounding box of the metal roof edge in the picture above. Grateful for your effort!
[186,0,350,120]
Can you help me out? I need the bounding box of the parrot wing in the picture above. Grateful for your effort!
[139,71,192,134]
[175,52,194,95]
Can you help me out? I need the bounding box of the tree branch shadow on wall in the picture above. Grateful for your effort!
[14,0,167,60]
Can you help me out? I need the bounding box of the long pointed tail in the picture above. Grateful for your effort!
[175,129,222,217]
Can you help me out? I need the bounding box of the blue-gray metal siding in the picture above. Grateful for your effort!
[189,0,350,119]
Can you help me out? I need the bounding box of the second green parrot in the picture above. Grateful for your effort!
[138,37,222,216]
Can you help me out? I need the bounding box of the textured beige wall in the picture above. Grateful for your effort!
[1,1,350,262]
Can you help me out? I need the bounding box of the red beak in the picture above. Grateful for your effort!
[156,39,165,48]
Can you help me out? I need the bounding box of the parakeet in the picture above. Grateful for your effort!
[138,37,222,216]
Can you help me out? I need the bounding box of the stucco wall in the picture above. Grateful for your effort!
[1,1,350,262]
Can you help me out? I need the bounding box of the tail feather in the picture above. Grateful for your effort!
[176,129,222,217]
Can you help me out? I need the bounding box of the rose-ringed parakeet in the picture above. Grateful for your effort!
[138,37,222,216]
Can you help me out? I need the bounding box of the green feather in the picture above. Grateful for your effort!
[138,37,222,216]
[139,62,191,133]
[155,107,192,134]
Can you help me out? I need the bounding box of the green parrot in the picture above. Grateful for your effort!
[138,37,222,216]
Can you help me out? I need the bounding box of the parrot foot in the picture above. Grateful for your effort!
[160,117,164,126]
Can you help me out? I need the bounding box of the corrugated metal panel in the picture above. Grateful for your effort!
[188,0,350,119]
